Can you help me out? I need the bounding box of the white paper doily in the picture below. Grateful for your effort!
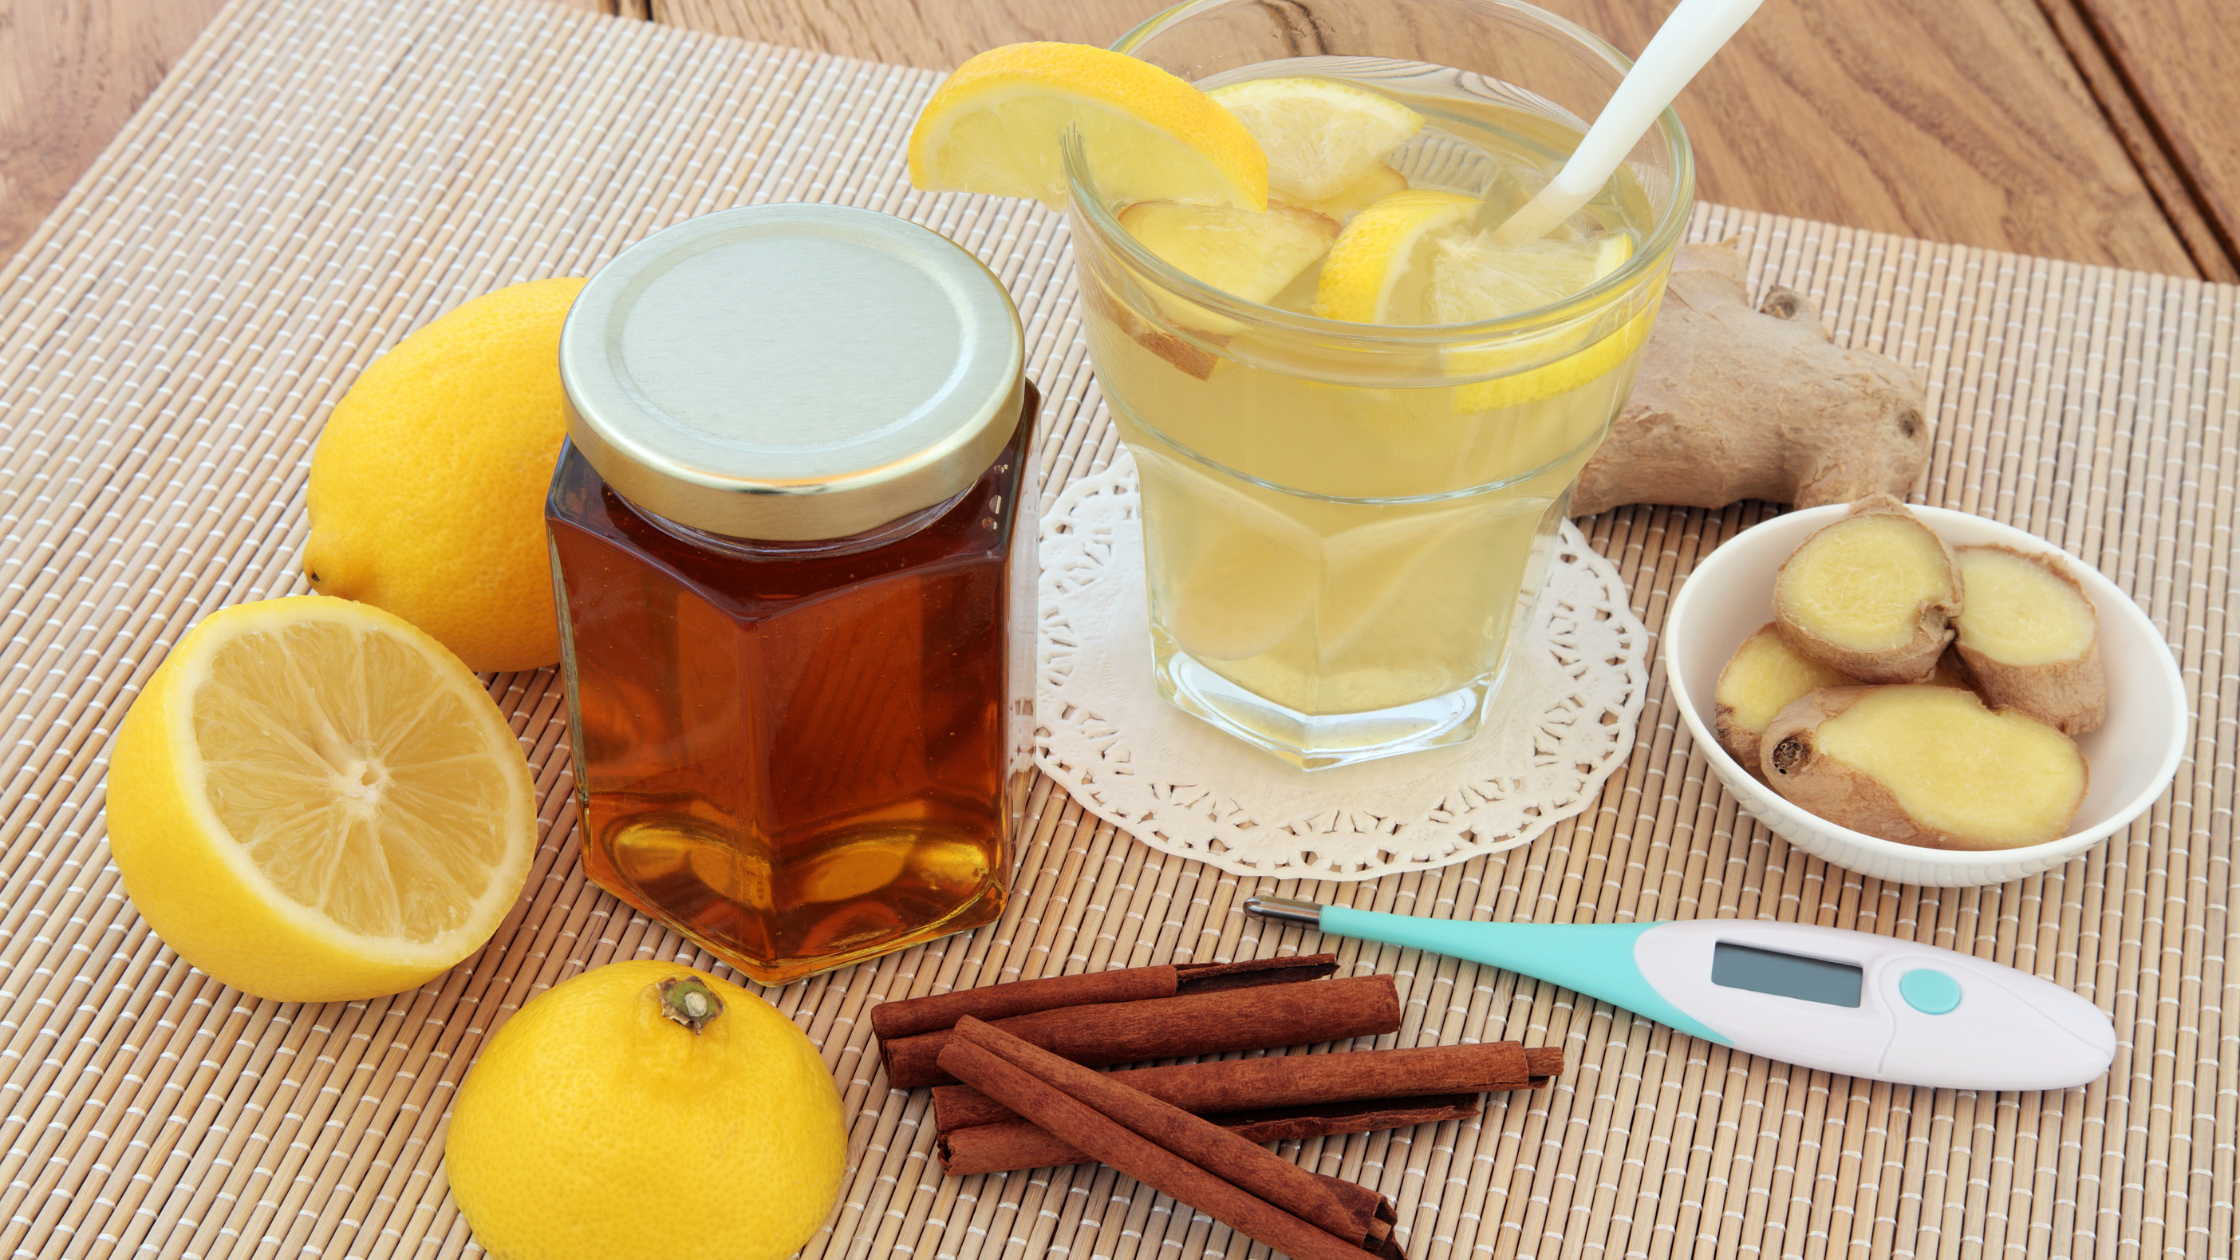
[1036,451,1652,881]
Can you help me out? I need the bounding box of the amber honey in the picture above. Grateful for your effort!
[548,397,1035,983]
[546,204,1039,984]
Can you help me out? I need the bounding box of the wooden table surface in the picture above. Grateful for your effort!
[3,0,2237,280]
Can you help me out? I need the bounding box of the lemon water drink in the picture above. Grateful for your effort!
[902,1,1694,768]
[1067,51,1686,768]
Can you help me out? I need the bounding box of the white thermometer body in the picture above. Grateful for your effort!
[1246,898,2115,1091]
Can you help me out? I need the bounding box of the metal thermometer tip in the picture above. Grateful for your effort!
[1241,895,1324,926]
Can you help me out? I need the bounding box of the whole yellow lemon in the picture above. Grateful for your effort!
[445,960,849,1260]
[305,277,588,673]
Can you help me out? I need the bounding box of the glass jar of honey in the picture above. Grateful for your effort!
[546,204,1038,985]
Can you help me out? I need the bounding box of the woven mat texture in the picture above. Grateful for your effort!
[1,0,2233,1256]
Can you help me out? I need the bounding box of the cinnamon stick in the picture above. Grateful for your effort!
[869,954,1340,1041]
[939,1018,1404,1260]
[883,974,1400,1089]
[937,1094,1482,1176]
[933,1042,1562,1132]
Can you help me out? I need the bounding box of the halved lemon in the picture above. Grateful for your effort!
[1313,189,1477,322]
[1207,76,1424,201]
[908,42,1266,211]
[105,595,537,1002]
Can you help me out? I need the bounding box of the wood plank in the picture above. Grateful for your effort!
[655,0,2200,277]
[0,0,235,257]
[2047,0,2240,279]
[1532,0,2199,276]
[0,0,618,260]
[0,0,2211,277]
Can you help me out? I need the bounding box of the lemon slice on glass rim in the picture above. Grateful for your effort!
[908,42,1267,211]
[105,595,537,1002]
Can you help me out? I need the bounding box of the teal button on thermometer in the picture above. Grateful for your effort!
[1244,897,2115,1091]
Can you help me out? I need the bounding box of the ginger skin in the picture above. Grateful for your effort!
[1574,240,1928,516]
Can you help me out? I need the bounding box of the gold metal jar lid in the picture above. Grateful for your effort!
[559,204,1026,540]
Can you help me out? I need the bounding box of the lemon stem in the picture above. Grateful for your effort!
[657,977,724,1034]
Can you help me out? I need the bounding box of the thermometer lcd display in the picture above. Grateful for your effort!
[1711,942,1863,1007]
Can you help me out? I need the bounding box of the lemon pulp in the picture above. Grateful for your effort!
[106,596,536,1001]
[193,616,526,942]
[1208,75,1424,200]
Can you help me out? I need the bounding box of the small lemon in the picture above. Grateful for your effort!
[304,277,588,673]
[446,961,849,1260]
[105,595,537,1002]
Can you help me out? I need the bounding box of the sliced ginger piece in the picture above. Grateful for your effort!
[1762,684,2086,850]
[1108,199,1338,367]
[1952,545,2107,734]
[1118,200,1340,307]
[1714,623,1856,771]
[1772,495,1960,683]
[1571,241,1927,517]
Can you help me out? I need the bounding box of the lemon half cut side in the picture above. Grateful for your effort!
[106,596,537,1002]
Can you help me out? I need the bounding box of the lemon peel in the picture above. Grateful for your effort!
[1313,189,1477,323]
[445,960,848,1260]
[1447,299,1659,412]
[1441,232,1645,411]
[304,276,588,673]
[909,42,1267,211]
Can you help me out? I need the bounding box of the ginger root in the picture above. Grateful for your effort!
[1773,495,1959,683]
[1573,239,1927,516]
[1715,625,1979,774]
[1762,685,2087,850]
[1118,200,1340,334]
[1714,623,1856,771]
[1951,545,2107,734]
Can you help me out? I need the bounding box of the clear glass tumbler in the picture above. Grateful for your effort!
[1067,0,1693,769]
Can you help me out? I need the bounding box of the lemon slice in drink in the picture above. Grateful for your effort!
[1313,189,1477,322]
[909,42,1267,211]
[105,596,537,1002]
[1434,230,1646,411]
[1208,77,1424,201]
[1430,231,1634,323]
[1291,163,1410,222]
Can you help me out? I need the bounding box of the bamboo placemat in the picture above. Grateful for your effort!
[1,0,2231,1256]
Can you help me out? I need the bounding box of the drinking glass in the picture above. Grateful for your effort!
[1065,0,1693,769]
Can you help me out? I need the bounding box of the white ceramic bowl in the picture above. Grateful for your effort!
[1663,505,2189,886]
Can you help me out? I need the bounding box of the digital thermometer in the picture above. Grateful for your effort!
[1243,896,2115,1091]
